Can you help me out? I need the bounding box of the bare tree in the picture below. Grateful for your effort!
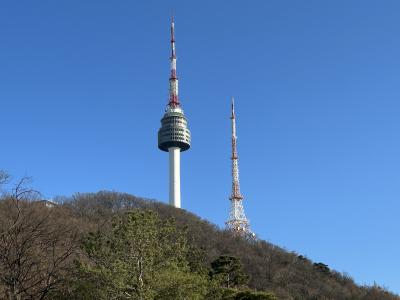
[0,177,79,299]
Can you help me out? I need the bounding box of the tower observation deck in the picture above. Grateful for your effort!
[158,18,191,208]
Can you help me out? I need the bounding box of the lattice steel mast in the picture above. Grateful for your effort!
[226,98,252,235]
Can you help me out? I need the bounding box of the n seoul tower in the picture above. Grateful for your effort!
[226,98,253,236]
[158,18,191,208]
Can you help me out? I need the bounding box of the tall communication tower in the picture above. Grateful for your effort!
[158,18,191,208]
[226,98,252,236]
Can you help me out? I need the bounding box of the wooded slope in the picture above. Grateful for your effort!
[0,185,398,299]
[62,192,398,300]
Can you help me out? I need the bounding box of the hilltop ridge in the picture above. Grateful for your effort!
[0,188,398,299]
[61,191,398,299]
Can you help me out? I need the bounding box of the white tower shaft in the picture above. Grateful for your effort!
[169,147,181,208]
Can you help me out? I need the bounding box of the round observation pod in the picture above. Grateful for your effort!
[158,106,191,152]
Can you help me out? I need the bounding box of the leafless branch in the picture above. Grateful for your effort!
[0,171,10,186]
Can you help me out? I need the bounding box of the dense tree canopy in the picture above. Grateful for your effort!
[70,210,209,299]
[210,256,249,288]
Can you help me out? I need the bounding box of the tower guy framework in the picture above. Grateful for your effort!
[158,18,191,208]
[226,98,253,236]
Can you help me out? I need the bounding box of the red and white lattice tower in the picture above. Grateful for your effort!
[226,97,253,236]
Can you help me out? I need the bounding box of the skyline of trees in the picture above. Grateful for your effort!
[0,172,398,299]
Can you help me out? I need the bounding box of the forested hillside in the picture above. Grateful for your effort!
[0,174,398,299]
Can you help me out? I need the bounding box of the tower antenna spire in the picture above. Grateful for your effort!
[226,97,253,237]
[169,16,179,107]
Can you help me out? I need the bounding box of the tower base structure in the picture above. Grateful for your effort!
[226,199,254,238]
[169,147,181,208]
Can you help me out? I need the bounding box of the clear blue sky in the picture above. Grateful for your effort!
[1,0,399,294]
